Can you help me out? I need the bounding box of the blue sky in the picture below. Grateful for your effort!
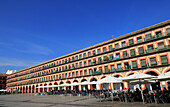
[0,0,170,74]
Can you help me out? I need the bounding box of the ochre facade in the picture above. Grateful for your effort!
[6,20,170,93]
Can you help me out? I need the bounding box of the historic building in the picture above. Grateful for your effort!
[0,74,7,90]
[6,20,170,93]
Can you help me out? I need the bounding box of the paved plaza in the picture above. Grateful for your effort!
[0,94,170,107]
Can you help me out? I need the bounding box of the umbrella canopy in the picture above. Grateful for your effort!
[57,83,70,87]
[0,89,7,92]
[88,81,98,85]
[79,81,90,85]
[121,73,156,82]
[67,82,80,86]
[130,79,155,85]
[156,72,170,81]
[97,76,122,84]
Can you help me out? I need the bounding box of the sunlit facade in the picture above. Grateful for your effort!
[6,20,170,93]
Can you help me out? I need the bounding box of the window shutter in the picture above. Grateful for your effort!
[123,51,127,58]
[139,47,144,55]
[132,61,137,68]
[145,34,151,40]
[129,39,134,45]
[130,49,135,56]
[161,56,168,64]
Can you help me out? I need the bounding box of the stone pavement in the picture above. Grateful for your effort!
[0,94,170,107]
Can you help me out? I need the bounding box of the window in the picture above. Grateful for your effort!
[109,55,113,60]
[98,49,101,54]
[132,61,138,69]
[158,42,165,50]
[93,50,96,55]
[72,64,75,69]
[62,60,64,64]
[68,65,71,69]
[76,56,78,60]
[137,36,142,43]
[65,59,67,63]
[99,67,102,72]
[84,61,87,66]
[148,44,154,53]
[129,39,134,45]
[80,71,83,76]
[166,28,170,35]
[88,60,91,65]
[76,63,78,68]
[104,56,109,61]
[69,73,71,77]
[123,51,127,58]
[117,64,122,71]
[161,56,168,65]
[80,62,82,67]
[88,52,91,57]
[79,54,82,59]
[141,59,147,67]
[130,49,136,56]
[84,70,87,75]
[138,47,144,55]
[98,57,102,63]
[89,69,93,75]
[115,43,119,49]
[62,74,64,78]
[83,53,86,58]
[72,72,75,77]
[150,57,157,66]
[76,71,79,77]
[68,58,71,62]
[103,47,107,52]
[72,57,74,61]
[145,34,151,40]
[109,45,112,51]
[156,31,162,38]
[111,65,115,72]
[122,41,126,47]
[105,66,109,73]
[116,53,120,59]
[124,62,130,70]
[93,59,96,64]
[65,73,68,78]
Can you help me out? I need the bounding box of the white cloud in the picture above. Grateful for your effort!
[0,57,42,67]
[15,41,54,55]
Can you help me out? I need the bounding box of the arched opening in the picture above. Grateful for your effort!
[36,85,38,93]
[26,86,28,93]
[40,84,43,93]
[29,86,31,93]
[23,87,25,93]
[20,87,22,93]
[32,85,35,93]
[146,71,160,90]
[81,79,88,91]
[59,81,64,90]
[66,81,71,91]
[49,83,52,91]
[44,84,47,92]
[113,75,124,90]
[90,78,97,90]
[126,73,135,90]
[73,80,79,92]
[54,82,58,91]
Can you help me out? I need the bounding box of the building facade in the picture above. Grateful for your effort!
[0,74,7,90]
[6,20,170,93]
